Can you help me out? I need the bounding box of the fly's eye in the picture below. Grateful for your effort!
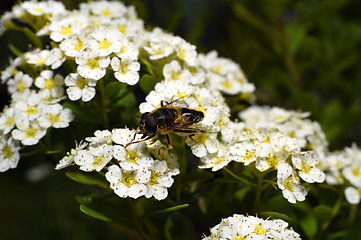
[141,112,157,133]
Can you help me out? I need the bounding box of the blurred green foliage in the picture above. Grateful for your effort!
[1,0,361,239]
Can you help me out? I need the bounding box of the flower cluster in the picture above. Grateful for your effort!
[203,214,301,240]
[56,128,178,200]
[319,143,361,204]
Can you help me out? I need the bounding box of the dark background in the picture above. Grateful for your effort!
[1,0,361,239]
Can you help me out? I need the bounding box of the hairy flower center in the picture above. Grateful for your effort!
[76,77,88,89]
[148,171,158,185]
[17,81,26,92]
[61,26,72,36]
[99,40,110,50]
[48,114,60,124]
[93,156,104,166]
[243,150,255,162]
[87,58,99,70]
[221,79,232,90]
[36,57,46,65]
[44,78,56,90]
[352,168,361,177]
[214,156,225,165]
[232,236,245,240]
[254,223,266,235]
[7,117,14,127]
[177,49,186,59]
[301,162,311,174]
[268,155,278,169]
[117,62,128,74]
[117,25,127,34]
[120,46,127,54]
[25,126,37,138]
[3,145,12,159]
[126,150,139,163]
[194,133,208,144]
[284,178,295,190]
[101,9,111,17]
[122,173,136,187]
[26,106,37,115]
[74,40,84,51]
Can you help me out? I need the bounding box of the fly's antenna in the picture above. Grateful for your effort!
[124,127,140,149]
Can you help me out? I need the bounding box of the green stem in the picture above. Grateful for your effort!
[255,171,265,212]
[98,78,109,129]
[318,191,343,239]
[223,166,257,187]
[348,204,358,226]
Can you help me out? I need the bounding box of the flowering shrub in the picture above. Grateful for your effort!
[0,1,360,239]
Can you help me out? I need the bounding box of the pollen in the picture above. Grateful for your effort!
[76,77,88,89]
[148,171,159,185]
[44,78,56,90]
[3,145,12,159]
[74,40,84,51]
[101,9,111,17]
[122,173,136,187]
[93,156,104,166]
[48,114,60,124]
[117,25,127,34]
[126,150,139,163]
[25,126,38,138]
[284,178,295,191]
[352,168,361,177]
[35,57,46,65]
[86,58,99,70]
[17,81,26,92]
[7,118,14,127]
[98,40,111,50]
[254,223,266,235]
[118,63,128,74]
[60,26,72,36]
[26,106,37,116]
[221,79,232,90]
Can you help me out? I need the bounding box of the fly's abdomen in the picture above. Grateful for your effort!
[180,108,204,125]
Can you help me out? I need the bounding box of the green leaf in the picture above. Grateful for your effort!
[22,27,42,49]
[104,81,126,98]
[234,186,252,201]
[139,74,157,93]
[65,171,108,188]
[299,211,318,239]
[8,44,24,57]
[63,102,102,124]
[143,203,189,218]
[80,204,113,222]
[313,205,333,226]
[286,23,306,54]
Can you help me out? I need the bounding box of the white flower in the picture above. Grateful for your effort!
[277,163,308,203]
[204,214,301,240]
[13,91,45,124]
[87,27,123,56]
[45,48,66,69]
[56,141,88,170]
[0,136,20,172]
[0,106,15,134]
[113,143,153,171]
[38,103,73,129]
[76,49,110,80]
[1,56,23,83]
[174,37,198,66]
[35,70,64,98]
[25,49,51,67]
[85,130,112,146]
[11,121,47,146]
[229,140,257,165]
[342,165,361,188]
[64,73,97,102]
[21,0,65,16]
[345,186,360,204]
[163,60,191,82]
[105,164,150,199]
[7,71,33,95]
[186,132,219,158]
[81,1,127,19]
[144,160,174,200]
[146,140,180,175]
[292,151,325,183]
[60,32,87,57]
[111,57,140,85]
[49,17,85,42]
[74,144,113,172]
[114,37,139,61]
[199,144,231,171]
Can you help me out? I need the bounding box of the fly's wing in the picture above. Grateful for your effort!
[172,122,220,136]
